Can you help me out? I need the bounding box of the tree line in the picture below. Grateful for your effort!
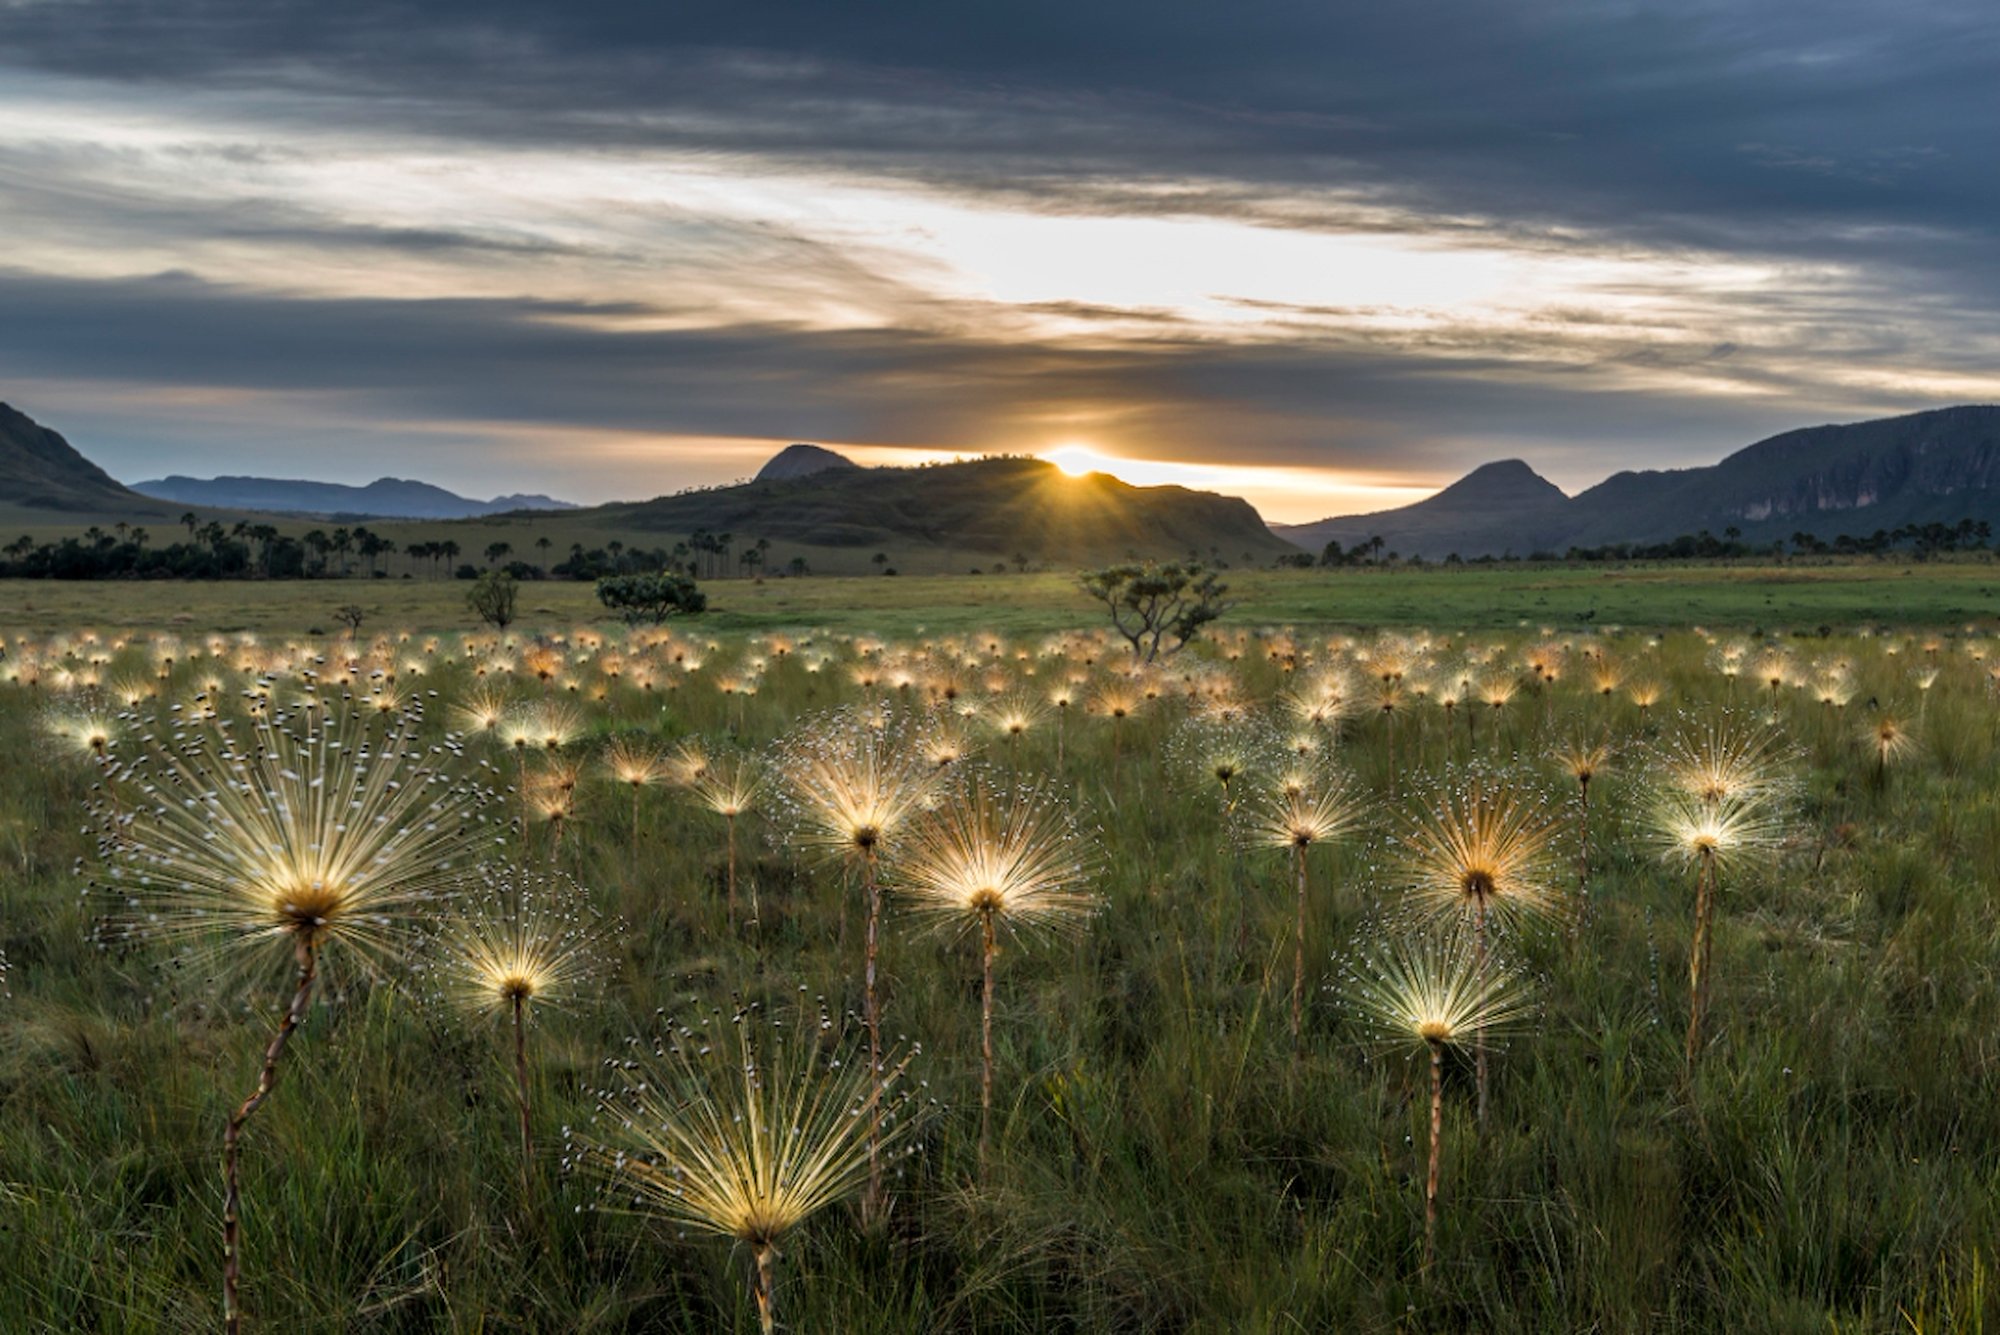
[0,519,814,582]
[1278,517,1999,569]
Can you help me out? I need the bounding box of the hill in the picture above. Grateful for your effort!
[1277,459,1572,559]
[1276,406,2000,558]
[0,403,171,515]
[593,454,1295,568]
[131,474,577,519]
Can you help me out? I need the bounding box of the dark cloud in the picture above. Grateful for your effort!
[0,0,1995,510]
[4,1,1992,247]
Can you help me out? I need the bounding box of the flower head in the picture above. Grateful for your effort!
[582,1016,920,1250]
[434,865,607,1019]
[1396,778,1565,930]
[98,704,494,978]
[896,783,1095,941]
[1348,930,1532,1052]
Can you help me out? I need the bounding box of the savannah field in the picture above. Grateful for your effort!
[2,558,2000,638]
[1,563,1997,1332]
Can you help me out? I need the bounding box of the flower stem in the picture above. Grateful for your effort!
[223,936,318,1335]
[754,1242,777,1335]
[1290,842,1309,1046]
[512,992,534,1193]
[862,848,883,1221]
[1425,1038,1443,1274]
[980,909,998,1168]
[1473,903,1490,1131]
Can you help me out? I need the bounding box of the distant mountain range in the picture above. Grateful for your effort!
[596,449,1296,566]
[0,404,1288,567]
[131,474,577,519]
[1277,405,2000,558]
[12,397,2000,567]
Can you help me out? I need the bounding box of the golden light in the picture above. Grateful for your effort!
[1033,441,1443,523]
[1043,443,1102,477]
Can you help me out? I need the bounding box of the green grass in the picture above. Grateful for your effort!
[4,557,2000,638]
[2,607,1999,1331]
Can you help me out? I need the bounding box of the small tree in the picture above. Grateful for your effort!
[467,570,519,631]
[596,571,706,624]
[333,604,366,637]
[1078,560,1230,663]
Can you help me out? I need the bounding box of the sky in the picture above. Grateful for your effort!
[1,0,1996,523]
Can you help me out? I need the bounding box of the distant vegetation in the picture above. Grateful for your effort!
[1307,517,1998,568]
[0,521,802,584]
[596,570,708,624]
[1078,560,1231,662]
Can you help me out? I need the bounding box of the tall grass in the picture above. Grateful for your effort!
[0,620,1996,1331]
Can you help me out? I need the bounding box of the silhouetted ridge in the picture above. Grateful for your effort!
[1275,406,2000,558]
[594,455,1294,566]
[132,474,578,519]
[0,402,165,513]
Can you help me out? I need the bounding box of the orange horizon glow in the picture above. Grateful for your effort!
[1033,442,1444,524]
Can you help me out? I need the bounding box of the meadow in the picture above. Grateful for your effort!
[1,581,1998,1332]
[3,556,2000,638]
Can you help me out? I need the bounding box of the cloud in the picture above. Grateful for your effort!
[0,0,1997,517]
[3,264,1966,515]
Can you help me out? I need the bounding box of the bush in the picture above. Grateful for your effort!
[465,570,519,630]
[595,571,707,624]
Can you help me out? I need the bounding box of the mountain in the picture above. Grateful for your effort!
[754,443,861,482]
[1275,406,2000,558]
[130,475,578,519]
[1558,405,2000,548]
[0,402,169,514]
[1277,459,1573,559]
[593,452,1295,567]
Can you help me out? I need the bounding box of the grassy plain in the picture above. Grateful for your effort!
[1,558,1998,638]
[0,576,1998,1330]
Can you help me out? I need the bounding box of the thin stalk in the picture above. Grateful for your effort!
[862,847,884,1220]
[1686,851,1716,1065]
[1425,1038,1443,1273]
[223,937,319,1335]
[515,748,530,848]
[1387,713,1397,799]
[1473,903,1490,1131]
[725,812,739,923]
[512,992,534,1193]
[754,1242,777,1335]
[1290,842,1309,1046]
[1577,777,1592,888]
[747,826,763,936]
[980,909,998,1167]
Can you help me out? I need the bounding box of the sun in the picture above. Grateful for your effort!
[1043,443,1103,477]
